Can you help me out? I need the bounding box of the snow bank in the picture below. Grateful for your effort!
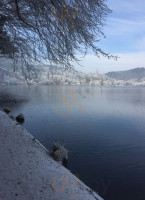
[0,111,104,200]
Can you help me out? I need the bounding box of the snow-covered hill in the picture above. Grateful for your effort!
[105,68,145,82]
[0,67,25,85]
[1,57,145,86]
[30,66,145,86]
[0,57,25,84]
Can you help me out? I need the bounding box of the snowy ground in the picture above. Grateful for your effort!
[0,111,104,200]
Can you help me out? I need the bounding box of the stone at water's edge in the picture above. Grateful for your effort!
[3,107,11,114]
[16,113,24,123]
[0,111,104,200]
[51,143,68,164]
[9,115,15,120]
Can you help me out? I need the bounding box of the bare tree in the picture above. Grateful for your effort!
[0,14,17,58]
[0,0,115,77]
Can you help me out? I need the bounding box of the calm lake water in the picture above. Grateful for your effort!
[1,85,145,200]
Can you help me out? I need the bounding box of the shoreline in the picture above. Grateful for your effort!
[0,111,104,200]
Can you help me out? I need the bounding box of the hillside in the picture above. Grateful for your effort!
[105,68,145,81]
[0,67,25,85]
[1,56,145,86]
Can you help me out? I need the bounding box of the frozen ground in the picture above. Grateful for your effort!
[0,111,104,200]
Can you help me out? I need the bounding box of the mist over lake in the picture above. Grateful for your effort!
[1,85,145,200]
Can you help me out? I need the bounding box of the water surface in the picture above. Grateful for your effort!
[1,85,145,200]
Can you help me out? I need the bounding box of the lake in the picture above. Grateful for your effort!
[1,85,145,200]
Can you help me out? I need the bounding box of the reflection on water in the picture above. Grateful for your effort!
[1,85,145,200]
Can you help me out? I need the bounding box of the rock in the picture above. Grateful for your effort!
[16,113,24,124]
[51,143,68,165]
[9,115,15,120]
[52,143,60,152]
[3,107,11,114]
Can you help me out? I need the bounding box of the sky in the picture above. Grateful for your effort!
[74,0,145,73]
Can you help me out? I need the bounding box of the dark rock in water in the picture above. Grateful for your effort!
[9,115,15,120]
[3,107,11,114]
[16,113,24,124]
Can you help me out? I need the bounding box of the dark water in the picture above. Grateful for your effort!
[1,85,145,200]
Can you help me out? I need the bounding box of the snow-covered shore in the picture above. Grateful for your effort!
[0,111,104,200]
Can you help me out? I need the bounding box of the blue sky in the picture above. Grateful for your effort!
[74,0,145,73]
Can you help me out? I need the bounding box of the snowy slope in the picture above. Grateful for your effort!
[0,111,104,200]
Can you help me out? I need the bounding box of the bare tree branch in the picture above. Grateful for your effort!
[0,0,117,78]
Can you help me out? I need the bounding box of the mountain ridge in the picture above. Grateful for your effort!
[105,67,145,81]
